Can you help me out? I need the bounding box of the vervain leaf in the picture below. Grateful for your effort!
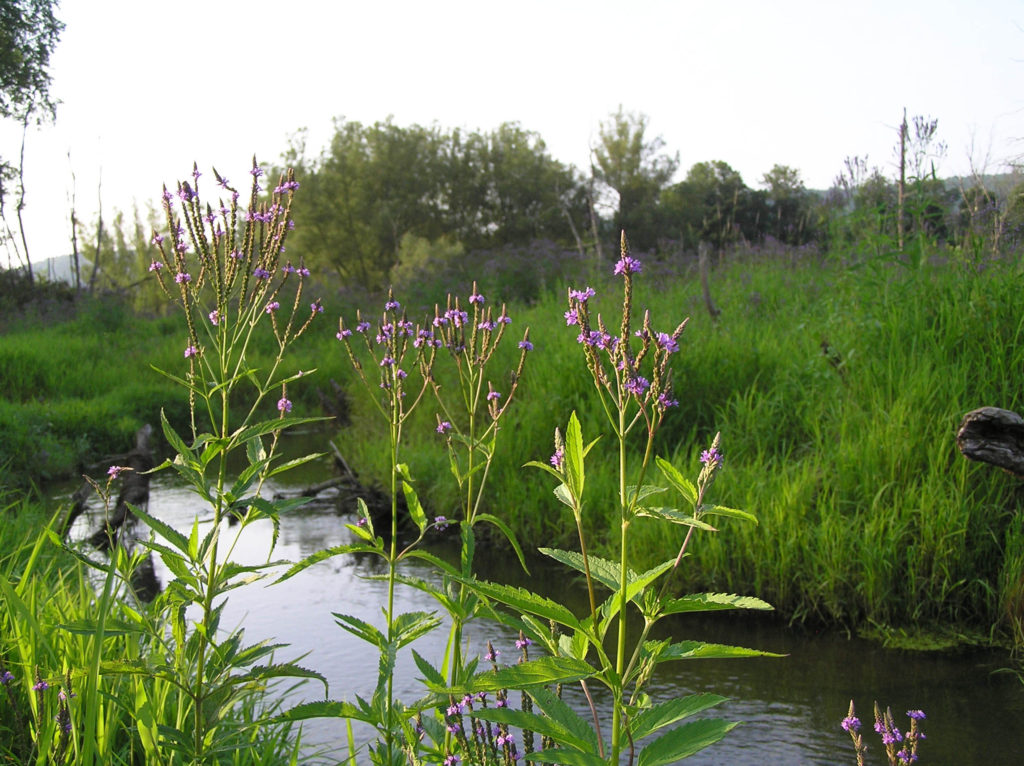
[655,455,698,506]
[630,693,729,740]
[131,504,190,555]
[411,650,445,687]
[268,452,327,477]
[626,484,667,503]
[563,411,585,500]
[391,611,442,649]
[397,463,427,534]
[333,613,386,650]
[470,707,600,758]
[522,750,607,766]
[636,506,718,531]
[450,577,584,632]
[702,504,759,525]
[647,640,784,662]
[523,459,563,483]
[274,543,380,583]
[553,483,575,509]
[160,409,194,462]
[273,700,379,725]
[433,655,595,695]
[475,512,529,574]
[637,718,740,766]
[660,593,774,616]
[526,684,601,753]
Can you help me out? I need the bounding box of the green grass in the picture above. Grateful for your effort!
[334,250,1024,646]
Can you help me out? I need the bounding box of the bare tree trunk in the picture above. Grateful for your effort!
[15,118,33,283]
[559,194,587,260]
[897,108,907,252]
[698,241,720,321]
[88,172,103,292]
[68,152,81,291]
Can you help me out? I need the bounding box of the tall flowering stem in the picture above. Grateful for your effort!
[426,283,531,688]
[335,291,437,759]
[141,160,328,765]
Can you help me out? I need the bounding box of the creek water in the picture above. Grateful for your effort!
[64,451,1024,765]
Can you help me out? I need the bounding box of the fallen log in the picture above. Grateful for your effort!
[956,407,1024,477]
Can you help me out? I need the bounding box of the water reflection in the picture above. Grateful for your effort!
[68,472,1024,765]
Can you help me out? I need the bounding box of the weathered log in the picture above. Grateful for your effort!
[956,407,1024,477]
[89,424,154,550]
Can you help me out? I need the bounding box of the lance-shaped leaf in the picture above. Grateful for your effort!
[700,504,758,524]
[563,411,585,499]
[397,463,427,533]
[647,639,784,662]
[449,577,585,633]
[470,687,600,756]
[655,455,698,506]
[274,542,380,583]
[638,718,740,766]
[273,700,379,725]
[430,655,596,695]
[660,592,773,616]
[630,693,729,740]
[636,506,718,531]
[333,612,387,649]
[391,610,442,649]
[475,512,529,574]
[523,749,608,765]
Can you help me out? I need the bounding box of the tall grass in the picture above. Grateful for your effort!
[336,248,1024,645]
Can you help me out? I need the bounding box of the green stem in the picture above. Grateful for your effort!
[611,405,629,764]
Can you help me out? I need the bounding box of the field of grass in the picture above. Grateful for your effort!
[336,247,1024,646]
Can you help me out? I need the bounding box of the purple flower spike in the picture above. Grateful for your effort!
[184,345,199,358]
[437,421,452,434]
[841,715,861,732]
[33,680,49,691]
[175,272,191,284]
[107,465,126,479]
[253,267,271,279]
[277,397,292,413]
[434,516,449,531]
[469,292,484,304]
[0,670,13,685]
[337,329,352,339]
[656,332,679,353]
[148,261,164,272]
[907,710,926,720]
[550,447,564,470]
[487,390,501,402]
[518,340,533,351]
[265,301,280,313]
[613,255,642,276]
[564,309,579,326]
[569,287,596,301]
[700,447,722,466]
[515,636,533,649]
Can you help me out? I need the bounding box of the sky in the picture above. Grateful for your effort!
[3,0,1024,266]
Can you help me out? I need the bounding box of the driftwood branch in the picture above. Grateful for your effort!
[956,407,1024,477]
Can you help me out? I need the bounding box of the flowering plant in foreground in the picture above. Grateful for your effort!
[430,233,776,765]
[843,701,927,765]
[72,161,328,766]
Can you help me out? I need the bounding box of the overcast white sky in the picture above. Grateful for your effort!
[3,0,1024,265]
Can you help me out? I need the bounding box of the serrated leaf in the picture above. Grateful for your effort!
[333,613,386,650]
[660,593,774,616]
[268,452,327,477]
[451,577,583,633]
[397,463,427,533]
[392,611,442,649]
[411,650,445,687]
[160,409,194,462]
[524,459,563,483]
[626,484,667,503]
[702,504,758,525]
[470,705,599,758]
[475,512,529,574]
[274,543,379,583]
[526,684,601,753]
[630,693,729,740]
[649,640,784,662]
[523,750,607,766]
[553,483,575,509]
[435,655,595,695]
[273,700,378,725]
[131,504,191,555]
[655,455,698,506]
[638,718,739,766]
[563,411,585,499]
[636,506,718,531]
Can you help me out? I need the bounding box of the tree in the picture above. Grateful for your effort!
[660,160,754,251]
[591,107,677,251]
[0,0,63,279]
[761,164,812,244]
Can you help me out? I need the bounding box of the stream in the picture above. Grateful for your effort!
[63,449,1024,765]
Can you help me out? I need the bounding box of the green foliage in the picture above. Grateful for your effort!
[281,119,586,290]
[0,0,63,124]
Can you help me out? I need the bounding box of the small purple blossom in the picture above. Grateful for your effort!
[151,233,165,245]
[107,465,127,479]
[148,260,164,272]
[265,301,280,313]
[484,644,499,662]
[700,447,722,466]
[656,332,679,353]
[657,392,678,409]
[434,516,449,531]
[356,321,371,333]
[487,390,501,402]
[550,447,564,470]
[564,308,579,326]
[184,345,199,358]
[443,755,460,766]
[355,517,367,528]
[469,292,484,304]
[175,272,191,284]
[208,310,220,325]
[253,267,271,279]
[379,356,395,367]
[613,255,643,276]
[437,421,452,434]
[297,265,310,276]
[311,300,324,314]
[624,376,650,396]
[515,636,533,649]
[384,298,401,311]
[518,340,534,351]
[906,710,926,720]
[33,680,49,691]
[277,397,292,413]
[337,329,352,339]
[0,671,13,685]
[841,715,861,733]
[250,166,264,178]
[569,287,596,301]
[229,249,244,260]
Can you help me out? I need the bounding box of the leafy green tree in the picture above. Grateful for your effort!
[0,0,63,278]
[660,160,754,251]
[592,107,677,250]
[761,164,813,244]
